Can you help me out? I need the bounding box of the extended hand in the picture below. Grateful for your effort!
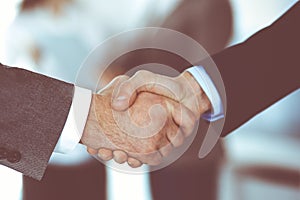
[112,70,211,118]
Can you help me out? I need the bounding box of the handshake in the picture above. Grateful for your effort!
[81,70,211,168]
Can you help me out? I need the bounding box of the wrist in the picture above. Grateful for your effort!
[81,94,100,146]
[180,71,212,117]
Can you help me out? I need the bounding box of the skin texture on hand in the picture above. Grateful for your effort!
[112,70,211,119]
[87,71,212,168]
[82,76,196,167]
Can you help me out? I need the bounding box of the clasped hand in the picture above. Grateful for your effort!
[81,70,211,168]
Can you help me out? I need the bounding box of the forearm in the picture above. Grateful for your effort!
[0,63,74,180]
[212,2,300,136]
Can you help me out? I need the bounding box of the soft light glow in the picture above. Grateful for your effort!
[229,0,298,45]
[106,162,153,200]
[0,165,22,200]
[0,0,22,60]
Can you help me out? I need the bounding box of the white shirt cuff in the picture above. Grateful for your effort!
[54,86,92,153]
[185,66,224,121]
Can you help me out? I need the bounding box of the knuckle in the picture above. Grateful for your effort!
[119,80,130,89]
[135,70,152,78]
[118,75,130,80]
[147,153,162,166]
[173,76,186,100]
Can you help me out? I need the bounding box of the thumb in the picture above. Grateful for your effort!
[111,79,138,111]
[112,70,182,111]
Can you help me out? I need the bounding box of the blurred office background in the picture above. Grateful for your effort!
[0,0,299,200]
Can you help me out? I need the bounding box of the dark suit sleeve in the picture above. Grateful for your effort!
[0,63,74,180]
[209,2,300,136]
